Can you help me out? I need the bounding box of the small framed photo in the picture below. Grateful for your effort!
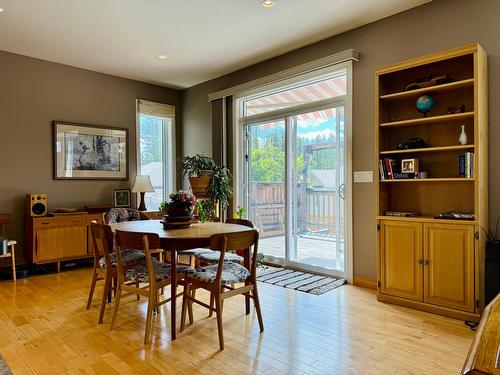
[113,188,131,208]
[401,158,419,174]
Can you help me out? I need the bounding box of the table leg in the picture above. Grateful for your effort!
[171,248,177,340]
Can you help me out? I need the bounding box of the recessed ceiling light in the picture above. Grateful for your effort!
[0,7,4,12]
[262,0,275,8]
[157,54,168,60]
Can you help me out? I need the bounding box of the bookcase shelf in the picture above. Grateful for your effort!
[375,44,488,321]
[380,177,474,183]
[380,144,474,155]
[379,78,474,101]
[379,111,474,128]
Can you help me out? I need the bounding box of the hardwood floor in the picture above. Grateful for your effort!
[0,267,474,374]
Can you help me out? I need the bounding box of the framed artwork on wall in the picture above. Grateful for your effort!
[113,188,131,208]
[53,121,128,180]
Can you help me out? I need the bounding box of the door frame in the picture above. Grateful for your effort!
[233,62,353,283]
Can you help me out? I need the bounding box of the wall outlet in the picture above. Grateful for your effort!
[354,171,373,183]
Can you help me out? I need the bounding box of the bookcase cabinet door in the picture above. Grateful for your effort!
[380,221,423,301]
[423,223,475,312]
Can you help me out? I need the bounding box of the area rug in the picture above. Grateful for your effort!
[0,355,13,375]
[257,267,346,295]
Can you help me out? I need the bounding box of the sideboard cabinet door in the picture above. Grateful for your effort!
[35,228,63,262]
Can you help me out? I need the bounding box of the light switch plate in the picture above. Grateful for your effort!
[354,171,373,183]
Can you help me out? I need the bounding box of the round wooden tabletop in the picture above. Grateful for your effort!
[110,220,253,240]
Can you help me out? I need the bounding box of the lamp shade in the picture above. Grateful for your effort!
[131,175,155,193]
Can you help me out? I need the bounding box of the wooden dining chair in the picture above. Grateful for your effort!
[110,230,193,344]
[191,218,254,265]
[87,223,145,323]
[180,230,264,350]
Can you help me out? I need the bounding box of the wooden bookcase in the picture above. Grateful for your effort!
[375,44,488,322]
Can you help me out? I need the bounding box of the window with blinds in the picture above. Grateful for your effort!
[136,99,175,211]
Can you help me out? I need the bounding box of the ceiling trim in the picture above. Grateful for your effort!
[208,49,360,101]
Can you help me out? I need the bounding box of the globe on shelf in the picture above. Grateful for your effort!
[416,95,434,117]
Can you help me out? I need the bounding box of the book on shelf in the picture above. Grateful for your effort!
[393,172,415,179]
[385,211,419,217]
[379,158,398,179]
[461,151,474,178]
[458,154,465,177]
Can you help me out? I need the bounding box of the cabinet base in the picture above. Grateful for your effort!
[377,293,480,323]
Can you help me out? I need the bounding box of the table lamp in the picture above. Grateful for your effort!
[131,175,155,211]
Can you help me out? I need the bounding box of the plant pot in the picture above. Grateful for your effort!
[189,175,211,198]
[166,203,193,217]
[199,170,213,177]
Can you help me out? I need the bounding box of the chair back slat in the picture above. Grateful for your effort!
[90,223,114,268]
[210,230,256,252]
[115,230,161,251]
[225,218,254,228]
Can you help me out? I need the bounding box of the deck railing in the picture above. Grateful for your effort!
[250,182,337,238]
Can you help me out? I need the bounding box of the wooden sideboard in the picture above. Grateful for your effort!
[25,213,104,271]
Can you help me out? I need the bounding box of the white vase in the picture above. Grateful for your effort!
[459,125,467,145]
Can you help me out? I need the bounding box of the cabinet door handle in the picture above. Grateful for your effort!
[417,259,424,265]
[41,222,50,225]
[35,233,39,256]
[424,260,430,265]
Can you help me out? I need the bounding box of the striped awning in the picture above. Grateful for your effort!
[244,75,346,120]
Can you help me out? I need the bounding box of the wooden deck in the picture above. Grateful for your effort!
[260,235,344,271]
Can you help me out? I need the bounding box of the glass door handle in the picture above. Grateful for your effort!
[339,183,345,200]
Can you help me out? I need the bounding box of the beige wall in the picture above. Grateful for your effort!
[0,51,181,263]
[181,0,499,279]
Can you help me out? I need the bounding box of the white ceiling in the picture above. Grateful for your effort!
[0,0,430,89]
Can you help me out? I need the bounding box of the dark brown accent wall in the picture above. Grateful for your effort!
[0,51,182,264]
[181,0,500,279]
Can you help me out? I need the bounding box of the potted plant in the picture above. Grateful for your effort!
[179,154,216,198]
[195,199,215,223]
[207,165,233,212]
[160,190,197,219]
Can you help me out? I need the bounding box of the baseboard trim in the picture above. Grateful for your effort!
[377,293,480,322]
[353,275,377,290]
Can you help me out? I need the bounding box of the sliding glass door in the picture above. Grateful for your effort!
[246,119,286,260]
[245,104,346,276]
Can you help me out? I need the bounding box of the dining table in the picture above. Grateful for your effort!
[109,220,254,340]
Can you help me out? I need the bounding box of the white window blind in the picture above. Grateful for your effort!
[137,99,175,118]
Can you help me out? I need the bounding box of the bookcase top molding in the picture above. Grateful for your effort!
[375,43,482,76]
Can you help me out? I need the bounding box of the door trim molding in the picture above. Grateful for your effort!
[208,49,359,101]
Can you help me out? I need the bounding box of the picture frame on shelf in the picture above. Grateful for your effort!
[113,188,131,208]
[53,121,128,180]
[401,158,419,174]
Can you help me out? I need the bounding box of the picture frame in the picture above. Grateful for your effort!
[113,188,131,208]
[401,158,419,174]
[53,121,128,180]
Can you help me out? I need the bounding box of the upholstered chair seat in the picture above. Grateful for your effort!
[187,262,250,285]
[98,249,145,268]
